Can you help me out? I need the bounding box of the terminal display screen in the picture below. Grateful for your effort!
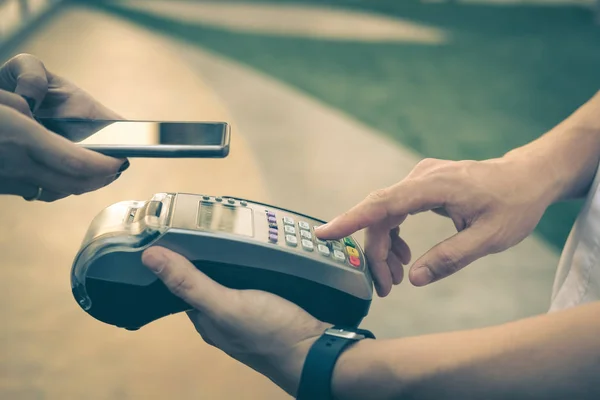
[197,202,254,237]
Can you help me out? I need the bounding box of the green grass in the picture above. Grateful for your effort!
[88,0,600,251]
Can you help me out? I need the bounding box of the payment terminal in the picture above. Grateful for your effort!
[71,193,373,330]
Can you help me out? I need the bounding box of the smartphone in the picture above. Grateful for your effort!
[38,118,231,158]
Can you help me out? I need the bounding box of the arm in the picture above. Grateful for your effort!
[504,89,600,202]
[327,92,600,398]
[333,301,600,400]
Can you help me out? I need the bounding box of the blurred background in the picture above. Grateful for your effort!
[1,0,599,398]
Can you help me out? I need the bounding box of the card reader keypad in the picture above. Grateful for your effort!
[191,197,364,270]
[262,208,363,270]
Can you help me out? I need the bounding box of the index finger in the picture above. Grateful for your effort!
[315,181,444,239]
[0,89,33,117]
[0,53,48,112]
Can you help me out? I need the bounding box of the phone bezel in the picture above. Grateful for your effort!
[38,118,231,158]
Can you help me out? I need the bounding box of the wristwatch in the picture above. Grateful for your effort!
[296,325,376,400]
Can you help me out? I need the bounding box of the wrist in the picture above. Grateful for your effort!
[285,335,323,395]
[503,92,600,203]
[501,139,578,205]
[331,338,401,400]
[267,324,331,397]
[292,326,380,400]
[330,339,370,400]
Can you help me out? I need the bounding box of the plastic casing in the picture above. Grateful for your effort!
[71,193,174,310]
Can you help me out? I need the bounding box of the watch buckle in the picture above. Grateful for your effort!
[325,327,365,340]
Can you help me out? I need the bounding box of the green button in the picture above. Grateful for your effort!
[343,237,355,247]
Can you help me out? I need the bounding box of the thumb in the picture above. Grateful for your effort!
[0,54,48,112]
[141,246,229,314]
[408,225,494,286]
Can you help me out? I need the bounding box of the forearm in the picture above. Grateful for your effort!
[331,301,600,400]
[504,90,600,202]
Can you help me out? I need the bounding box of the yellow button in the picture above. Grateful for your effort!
[346,246,359,257]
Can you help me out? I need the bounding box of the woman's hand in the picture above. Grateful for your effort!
[0,53,120,141]
[141,246,329,397]
[316,156,560,296]
[0,104,127,202]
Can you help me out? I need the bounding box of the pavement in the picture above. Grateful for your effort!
[0,3,562,399]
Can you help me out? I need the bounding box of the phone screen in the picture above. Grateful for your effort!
[39,119,230,158]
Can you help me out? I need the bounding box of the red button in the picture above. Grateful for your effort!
[349,256,361,267]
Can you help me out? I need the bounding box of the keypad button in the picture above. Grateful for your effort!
[268,216,277,224]
[269,228,278,235]
[333,250,346,262]
[317,244,330,256]
[215,197,222,202]
[331,241,343,250]
[267,211,275,217]
[298,221,310,230]
[283,216,295,225]
[269,222,278,229]
[227,198,235,204]
[285,235,298,246]
[202,195,210,201]
[346,246,359,258]
[344,237,356,247]
[302,239,314,251]
[268,233,278,243]
[349,255,361,267]
[312,225,325,242]
[240,200,248,206]
[300,230,312,240]
[284,225,296,235]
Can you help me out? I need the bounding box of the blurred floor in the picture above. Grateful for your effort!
[1,3,562,400]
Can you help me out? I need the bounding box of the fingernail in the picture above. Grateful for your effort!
[143,249,166,274]
[21,95,35,112]
[118,159,130,173]
[412,266,433,286]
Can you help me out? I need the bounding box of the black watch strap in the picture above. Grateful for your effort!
[296,326,375,400]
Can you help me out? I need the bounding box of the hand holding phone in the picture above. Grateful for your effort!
[38,118,230,158]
